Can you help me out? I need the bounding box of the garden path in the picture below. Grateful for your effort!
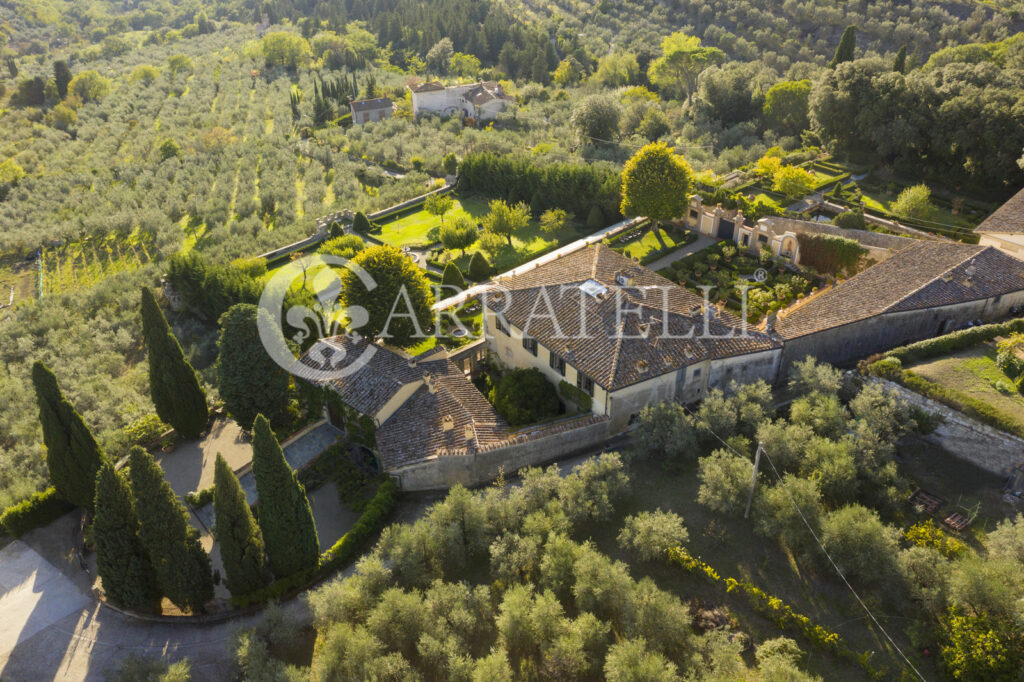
[646,232,717,271]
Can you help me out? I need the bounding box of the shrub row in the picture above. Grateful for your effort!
[667,547,886,679]
[0,487,76,537]
[185,486,215,508]
[229,478,398,608]
[871,318,1024,365]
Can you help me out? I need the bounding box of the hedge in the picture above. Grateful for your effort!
[185,486,214,508]
[873,318,1024,365]
[558,380,593,412]
[1,487,75,537]
[668,547,886,679]
[229,478,398,608]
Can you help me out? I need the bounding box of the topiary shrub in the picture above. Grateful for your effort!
[441,262,466,291]
[1,487,75,537]
[328,221,344,238]
[352,211,371,234]
[468,251,491,281]
[489,368,560,427]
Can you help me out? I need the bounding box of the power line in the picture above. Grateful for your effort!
[678,402,928,682]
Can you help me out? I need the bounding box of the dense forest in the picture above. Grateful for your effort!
[1,0,1023,507]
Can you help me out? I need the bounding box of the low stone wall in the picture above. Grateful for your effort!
[393,415,612,490]
[869,377,1024,477]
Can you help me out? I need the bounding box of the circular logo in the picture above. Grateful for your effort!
[258,254,377,382]
[753,268,769,283]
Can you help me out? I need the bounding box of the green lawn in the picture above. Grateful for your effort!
[372,196,491,248]
[908,343,1024,424]
[451,218,577,274]
[619,226,682,260]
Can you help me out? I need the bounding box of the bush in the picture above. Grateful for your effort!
[794,233,866,274]
[468,251,491,281]
[832,210,866,230]
[352,211,372,233]
[617,510,688,561]
[185,486,215,507]
[489,368,560,427]
[1,487,75,537]
[558,379,593,411]
[441,262,466,290]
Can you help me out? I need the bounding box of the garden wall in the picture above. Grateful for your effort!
[868,377,1024,477]
[392,415,612,490]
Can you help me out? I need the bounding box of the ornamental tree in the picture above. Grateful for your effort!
[339,244,434,347]
[141,287,208,438]
[771,165,816,200]
[620,142,694,222]
[32,361,107,510]
[214,454,268,596]
[93,462,161,612]
[424,193,455,225]
[439,215,479,256]
[251,415,319,578]
[483,200,531,247]
[129,446,213,612]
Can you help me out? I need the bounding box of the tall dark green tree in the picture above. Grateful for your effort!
[54,60,72,100]
[251,415,319,578]
[893,45,907,73]
[93,462,161,612]
[141,287,209,438]
[32,361,107,510]
[828,26,857,68]
[213,453,268,596]
[216,304,290,428]
[128,446,213,612]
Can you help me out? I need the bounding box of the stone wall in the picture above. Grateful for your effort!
[869,377,1024,477]
[392,415,612,491]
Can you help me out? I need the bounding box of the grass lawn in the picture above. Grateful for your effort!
[583,457,934,681]
[451,219,579,274]
[907,343,1024,424]
[619,226,682,260]
[372,195,491,248]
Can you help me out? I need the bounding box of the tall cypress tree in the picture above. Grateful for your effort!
[216,304,290,429]
[53,60,72,100]
[213,453,268,596]
[893,45,907,73]
[128,446,213,613]
[93,462,162,612]
[141,287,209,438]
[828,25,857,68]
[251,415,319,578]
[32,361,107,510]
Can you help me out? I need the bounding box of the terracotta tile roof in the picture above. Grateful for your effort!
[775,242,1024,339]
[350,97,392,113]
[975,187,1024,234]
[375,363,508,469]
[489,245,780,391]
[299,336,507,470]
[410,81,444,93]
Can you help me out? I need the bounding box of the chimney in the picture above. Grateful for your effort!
[424,372,436,393]
[442,415,454,431]
[464,424,475,441]
[408,356,417,368]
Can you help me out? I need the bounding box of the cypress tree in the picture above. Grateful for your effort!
[141,287,209,439]
[128,446,214,613]
[251,415,319,578]
[32,361,107,510]
[893,45,907,73]
[93,462,161,612]
[828,26,857,68]
[213,453,268,596]
[216,304,290,428]
[53,60,72,100]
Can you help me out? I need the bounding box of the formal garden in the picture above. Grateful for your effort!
[602,219,699,265]
[655,239,819,323]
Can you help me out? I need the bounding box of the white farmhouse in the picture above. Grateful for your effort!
[409,81,515,121]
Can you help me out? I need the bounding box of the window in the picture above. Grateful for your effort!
[549,352,566,376]
[577,372,594,396]
[522,336,537,356]
[692,368,701,378]
[494,315,509,336]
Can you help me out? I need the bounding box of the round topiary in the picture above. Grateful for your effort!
[488,368,560,427]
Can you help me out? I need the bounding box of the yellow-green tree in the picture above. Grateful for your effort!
[772,165,816,200]
[647,33,724,105]
[620,142,694,222]
[67,70,111,104]
[262,32,312,68]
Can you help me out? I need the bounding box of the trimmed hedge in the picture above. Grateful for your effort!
[558,380,593,412]
[877,318,1024,365]
[889,369,1024,440]
[229,478,398,608]
[1,487,75,537]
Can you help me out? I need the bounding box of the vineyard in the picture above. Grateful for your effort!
[40,229,155,296]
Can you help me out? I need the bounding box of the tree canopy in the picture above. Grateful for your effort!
[620,143,694,222]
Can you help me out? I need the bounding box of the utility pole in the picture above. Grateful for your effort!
[744,442,764,519]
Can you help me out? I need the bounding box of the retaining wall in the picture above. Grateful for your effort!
[869,377,1024,477]
[393,415,612,490]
